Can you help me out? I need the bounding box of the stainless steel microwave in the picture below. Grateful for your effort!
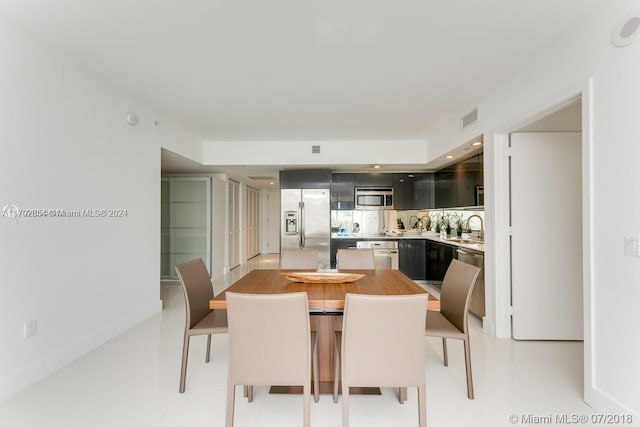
[355,187,394,210]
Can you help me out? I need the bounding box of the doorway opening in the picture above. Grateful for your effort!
[491,87,593,404]
[509,97,583,340]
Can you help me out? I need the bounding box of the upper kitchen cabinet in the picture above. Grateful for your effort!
[435,154,483,208]
[393,173,415,210]
[394,173,435,210]
[354,173,394,188]
[280,169,331,189]
[331,173,356,210]
[414,173,435,209]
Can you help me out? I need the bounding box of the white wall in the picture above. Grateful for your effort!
[0,23,200,401]
[202,139,427,166]
[423,1,639,416]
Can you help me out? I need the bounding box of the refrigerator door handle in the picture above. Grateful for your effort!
[299,201,305,248]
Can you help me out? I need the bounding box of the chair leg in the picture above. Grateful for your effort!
[417,383,427,427]
[342,383,350,427]
[442,337,449,366]
[312,331,319,403]
[398,387,407,404]
[333,332,340,403]
[205,334,212,363]
[179,334,190,393]
[225,382,235,427]
[463,338,474,399]
[303,383,311,427]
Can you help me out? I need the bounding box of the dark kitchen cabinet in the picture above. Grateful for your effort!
[330,238,358,268]
[330,173,356,210]
[354,173,394,188]
[399,240,426,280]
[426,240,456,283]
[414,173,435,209]
[393,173,435,210]
[279,169,331,189]
[435,154,483,208]
[435,170,454,208]
[393,174,415,210]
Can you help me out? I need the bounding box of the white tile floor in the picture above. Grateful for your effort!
[0,255,593,426]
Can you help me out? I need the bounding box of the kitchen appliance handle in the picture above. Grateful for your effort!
[299,201,305,248]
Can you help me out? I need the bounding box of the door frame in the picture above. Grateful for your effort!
[487,79,594,401]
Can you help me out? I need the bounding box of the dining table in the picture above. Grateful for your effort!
[209,268,440,394]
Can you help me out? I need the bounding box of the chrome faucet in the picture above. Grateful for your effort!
[466,214,484,241]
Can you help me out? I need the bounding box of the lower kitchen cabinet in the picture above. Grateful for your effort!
[426,240,456,284]
[398,240,426,281]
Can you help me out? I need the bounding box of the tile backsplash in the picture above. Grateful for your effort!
[331,209,484,236]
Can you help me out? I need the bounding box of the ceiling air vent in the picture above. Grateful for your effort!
[461,108,478,129]
[311,145,321,154]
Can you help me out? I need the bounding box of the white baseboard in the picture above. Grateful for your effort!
[482,316,496,336]
[586,385,639,419]
[0,300,162,403]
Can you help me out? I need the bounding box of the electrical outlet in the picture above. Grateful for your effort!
[624,236,640,257]
[23,320,37,339]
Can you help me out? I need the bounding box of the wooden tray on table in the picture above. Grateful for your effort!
[280,272,365,284]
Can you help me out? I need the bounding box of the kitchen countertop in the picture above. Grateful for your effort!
[331,232,484,252]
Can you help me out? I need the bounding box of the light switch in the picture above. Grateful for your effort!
[624,235,640,257]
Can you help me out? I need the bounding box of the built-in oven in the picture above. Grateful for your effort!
[356,240,399,269]
[355,187,394,210]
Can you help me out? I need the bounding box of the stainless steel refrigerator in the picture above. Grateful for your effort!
[281,188,330,269]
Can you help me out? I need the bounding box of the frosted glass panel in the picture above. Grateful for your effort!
[161,203,170,228]
[172,180,208,202]
[172,202,207,227]
[160,232,170,253]
[160,177,211,279]
[160,254,171,278]
[173,229,208,253]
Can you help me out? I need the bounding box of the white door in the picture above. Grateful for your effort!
[228,179,241,270]
[264,190,280,254]
[510,132,583,340]
[245,186,260,259]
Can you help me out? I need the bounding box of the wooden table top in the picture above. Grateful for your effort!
[209,269,440,312]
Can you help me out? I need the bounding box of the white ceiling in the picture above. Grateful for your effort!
[1,0,600,187]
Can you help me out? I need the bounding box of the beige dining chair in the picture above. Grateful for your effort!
[425,259,481,399]
[336,249,375,269]
[280,249,318,270]
[225,292,319,427]
[333,293,428,427]
[175,258,228,393]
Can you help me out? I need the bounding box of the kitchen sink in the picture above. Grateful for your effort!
[447,238,483,244]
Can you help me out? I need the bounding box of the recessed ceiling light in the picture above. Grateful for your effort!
[408,174,414,178]
[472,141,482,146]
[446,155,454,159]
[269,182,274,185]
[373,165,381,169]
[400,179,404,182]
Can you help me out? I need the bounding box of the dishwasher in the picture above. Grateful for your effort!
[455,248,485,318]
[355,241,399,270]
